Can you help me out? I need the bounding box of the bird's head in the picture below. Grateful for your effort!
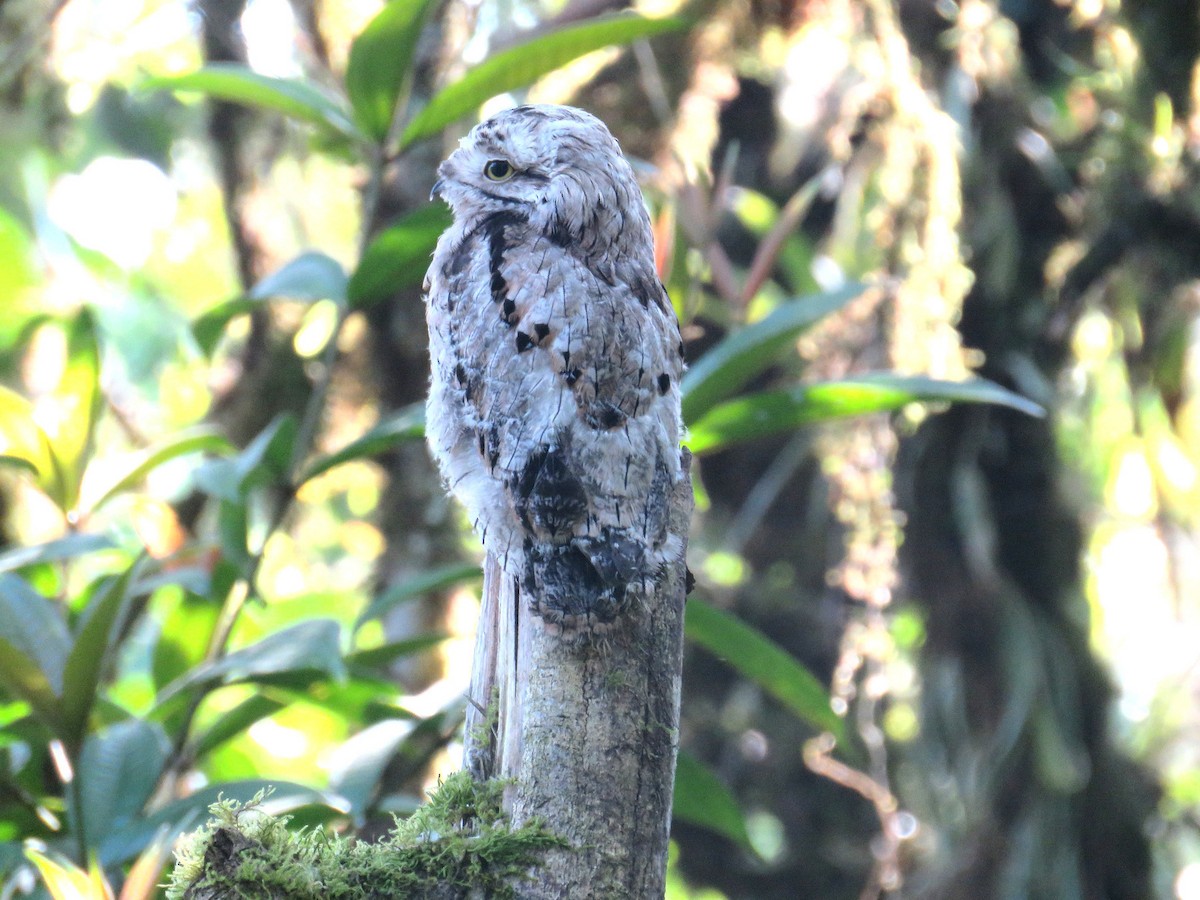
[431,105,651,258]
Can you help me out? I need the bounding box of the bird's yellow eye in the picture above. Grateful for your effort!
[484,159,515,182]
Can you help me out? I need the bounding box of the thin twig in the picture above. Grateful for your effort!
[632,41,673,127]
[724,431,810,555]
[738,168,829,308]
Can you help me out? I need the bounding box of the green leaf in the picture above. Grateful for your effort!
[158,620,346,702]
[60,562,142,751]
[328,719,413,821]
[356,562,481,628]
[152,592,222,693]
[216,498,251,571]
[347,204,452,309]
[193,414,297,501]
[87,430,234,515]
[345,0,440,142]
[685,598,843,737]
[0,575,68,732]
[671,751,752,850]
[250,251,348,305]
[98,780,344,867]
[0,534,115,574]
[134,563,213,598]
[192,255,349,355]
[0,455,39,476]
[0,208,38,302]
[0,574,69,697]
[0,638,63,736]
[400,13,687,147]
[680,284,865,424]
[191,693,289,759]
[687,373,1046,454]
[328,713,449,821]
[74,719,170,850]
[346,634,448,672]
[143,64,361,141]
[300,402,425,484]
[192,298,259,356]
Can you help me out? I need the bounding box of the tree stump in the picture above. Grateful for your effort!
[464,451,693,897]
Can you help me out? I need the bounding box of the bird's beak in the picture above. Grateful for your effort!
[430,179,445,202]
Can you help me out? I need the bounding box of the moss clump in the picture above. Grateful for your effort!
[166,773,564,899]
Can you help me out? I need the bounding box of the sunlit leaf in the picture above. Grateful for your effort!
[680,284,865,424]
[0,208,38,293]
[400,13,687,147]
[346,0,440,142]
[346,634,448,672]
[117,828,174,900]
[74,720,170,851]
[0,533,115,574]
[60,562,142,752]
[685,598,843,737]
[687,374,1046,454]
[87,430,234,515]
[274,675,417,724]
[191,298,259,356]
[144,64,361,141]
[249,251,348,305]
[301,402,426,484]
[356,562,481,628]
[347,204,451,309]
[158,619,346,702]
[25,847,114,900]
[52,309,104,512]
[193,414,297,501]
[0,384,66,507]
[672,751,752,850]
[98,780,345,867]
[152,591,222,692]
[190,693,289,758]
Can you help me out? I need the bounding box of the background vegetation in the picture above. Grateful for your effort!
[0,0,1197,897]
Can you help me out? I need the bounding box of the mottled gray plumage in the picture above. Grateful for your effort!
[424,104,684,638]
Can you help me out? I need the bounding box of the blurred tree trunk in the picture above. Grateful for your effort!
[186,0,311,499]
[357,7,471,696]
[895,1,1172,894]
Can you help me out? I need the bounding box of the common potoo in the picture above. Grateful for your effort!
[425,105,684,639]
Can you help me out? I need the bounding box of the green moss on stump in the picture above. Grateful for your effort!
[167,773,564,899]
